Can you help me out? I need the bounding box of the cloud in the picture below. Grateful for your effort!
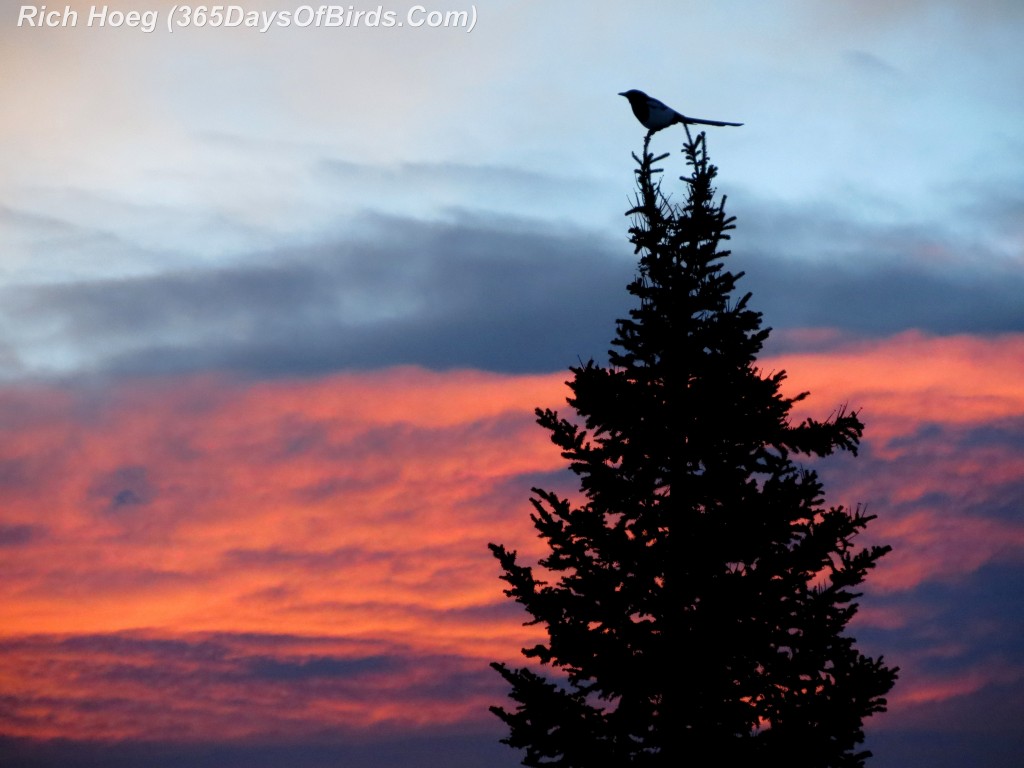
[88,465,156,511]
[858,562,1024,767]
[0,630,507,743]
[2,190,1023,381]
[0,523,43,547]
[843,49,900,77]
[247,654,393,681]
[765,333,1024,597]
[0,367,566,653]
[0,731,520,768]
[0,210,637,379]
[0,331,1021,756]
[730,188,1024,344]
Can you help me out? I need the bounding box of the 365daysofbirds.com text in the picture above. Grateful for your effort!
[15,4,478,33]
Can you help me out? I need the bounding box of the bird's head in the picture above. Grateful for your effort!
[619,89,647,103]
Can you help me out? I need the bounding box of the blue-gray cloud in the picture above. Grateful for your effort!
[861,563,1024,768]
[247,654,392,681]
[0,731,520,768]
[0,523,43,547]
[1,163,1021,381]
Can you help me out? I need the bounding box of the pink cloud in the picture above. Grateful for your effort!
[765,331,1024,594]
[768,331,1024,448]
[0,368,564,649]
[1,333,1022,740]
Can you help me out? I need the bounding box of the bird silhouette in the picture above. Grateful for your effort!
[619,89,742,132]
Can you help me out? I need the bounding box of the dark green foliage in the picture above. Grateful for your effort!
[489,130,897,767]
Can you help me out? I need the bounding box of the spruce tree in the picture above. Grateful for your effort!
[489,129,897,767]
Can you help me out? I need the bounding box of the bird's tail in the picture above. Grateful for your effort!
[679,115,743,127]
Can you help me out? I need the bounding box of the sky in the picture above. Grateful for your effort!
[1,0,1022,766]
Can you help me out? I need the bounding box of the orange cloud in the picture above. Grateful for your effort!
[1,332,1022,740]
[0,368,564,648]
[767,330,1024,449]
[764,331,1024,595]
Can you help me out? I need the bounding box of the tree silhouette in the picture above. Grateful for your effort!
[489,129,897,767]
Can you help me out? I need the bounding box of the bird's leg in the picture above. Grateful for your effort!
[682,121,694,147]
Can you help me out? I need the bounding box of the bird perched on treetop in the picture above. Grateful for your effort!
[619,89,743,132]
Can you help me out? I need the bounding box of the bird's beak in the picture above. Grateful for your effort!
[618,92,627,97]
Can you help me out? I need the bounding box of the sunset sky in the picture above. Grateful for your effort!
[2,1,1023,766]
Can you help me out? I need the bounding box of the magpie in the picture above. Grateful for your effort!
[619,89,742,132]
